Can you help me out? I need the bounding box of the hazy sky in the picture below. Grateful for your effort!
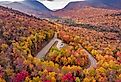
[0,0,84,10]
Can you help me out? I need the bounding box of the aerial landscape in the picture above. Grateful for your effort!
[0,0,121,82]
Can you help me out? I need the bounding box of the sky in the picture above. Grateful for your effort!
[0,0,84,10]
[39,0,84,10]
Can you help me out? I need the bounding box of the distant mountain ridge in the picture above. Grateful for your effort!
[0,0,121,18]
[87,0,121,9]
[63,0,121,10]
[22,0,51,12]
[0,0,53,18]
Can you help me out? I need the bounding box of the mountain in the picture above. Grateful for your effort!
[21,0,51,12]
[0,0,53,18]
[53,0,121,30]
[62,0,121,10]
[87,0,121,9]
[0,1,11,5]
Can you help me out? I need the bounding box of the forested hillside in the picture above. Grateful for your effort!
[0,6,121,82]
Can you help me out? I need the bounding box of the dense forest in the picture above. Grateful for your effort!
[0,6,121,82]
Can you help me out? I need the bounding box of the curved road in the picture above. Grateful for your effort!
[80,46,97,69]
[36,33,97,69]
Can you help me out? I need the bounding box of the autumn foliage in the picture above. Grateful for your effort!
[0,6,121,82]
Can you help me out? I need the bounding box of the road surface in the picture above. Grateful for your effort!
[36,33,97,68]
[80,46,97,69]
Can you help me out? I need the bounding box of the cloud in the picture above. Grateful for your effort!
[38,0,84,10]
[39,0,84,1]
